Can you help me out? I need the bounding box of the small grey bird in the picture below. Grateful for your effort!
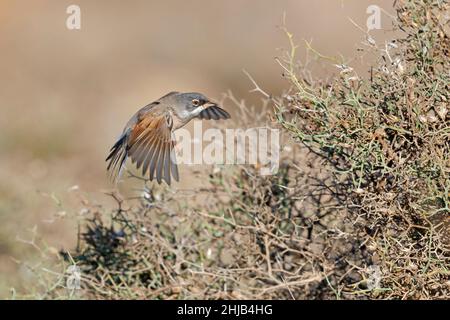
[106,91,230,185]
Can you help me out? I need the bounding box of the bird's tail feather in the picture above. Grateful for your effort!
[106,131,129,183]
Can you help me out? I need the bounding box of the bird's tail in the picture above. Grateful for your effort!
[106,130,130,183]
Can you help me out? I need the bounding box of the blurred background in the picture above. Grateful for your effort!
[0,0,394,297]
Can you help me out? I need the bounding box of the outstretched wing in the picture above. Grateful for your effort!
[127,112,179,185]
[197,105,230,120]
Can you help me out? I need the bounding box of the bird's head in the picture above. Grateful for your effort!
[169,92,217,120]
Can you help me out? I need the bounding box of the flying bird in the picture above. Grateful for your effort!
[106,91,230,185]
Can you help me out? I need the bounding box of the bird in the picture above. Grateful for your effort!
[106,91,230,185]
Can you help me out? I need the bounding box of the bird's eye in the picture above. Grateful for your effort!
[192,99,200,106]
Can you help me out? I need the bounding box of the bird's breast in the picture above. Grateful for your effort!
[170,110,190,130]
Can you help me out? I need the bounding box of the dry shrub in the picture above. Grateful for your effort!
[69,162,346,300]
[60,0,449,300]
[274,0,449,298]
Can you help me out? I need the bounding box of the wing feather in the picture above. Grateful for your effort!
[156,141,165,183]
[127,113,177,185]
[198,105,230,120]
[140,134,158,175]
[170,140,179,182]
[164,144,171,185]
[149,139,162,181]
[134,133,153,168]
